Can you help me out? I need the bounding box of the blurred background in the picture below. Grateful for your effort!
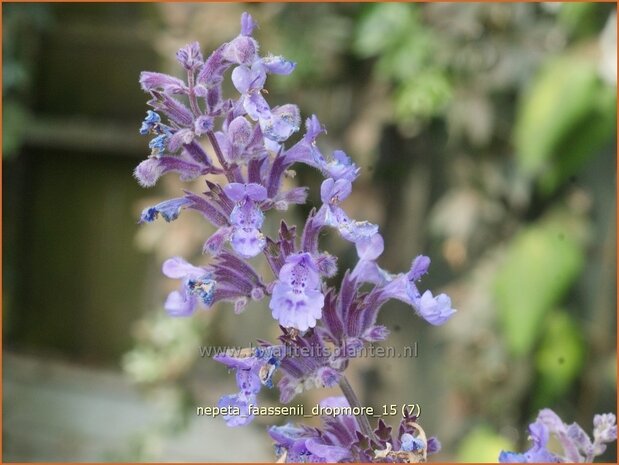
[2,2,616,462]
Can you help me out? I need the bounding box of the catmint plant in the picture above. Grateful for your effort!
[134,12,615,463]
[499,410,617,463]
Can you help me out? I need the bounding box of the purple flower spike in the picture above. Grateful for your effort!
[133,13,464,457]
[270,252,325,331]
[162,257,216,316]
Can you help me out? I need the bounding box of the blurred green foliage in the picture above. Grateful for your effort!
[354,4,452,120]
[534,310,585,408]
[456,425,514,463]
[495,212,585,357]
[515,53,616,194]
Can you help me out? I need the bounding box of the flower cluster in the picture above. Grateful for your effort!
[269,397,440,463]
[133,12,613,463]
[499,409,617,463]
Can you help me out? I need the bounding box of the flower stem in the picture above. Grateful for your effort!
[207,130,234,182]
[338,375,378,443]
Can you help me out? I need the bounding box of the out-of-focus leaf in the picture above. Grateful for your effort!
[495,216,584,357]
[353,3,416,57]
[559,2,605,38]
[456,425,514,463]
[514,55,599,178]
[534,310,585,407]
[538,83,616,195]
[395,69,452,120]
[375,35,431,82]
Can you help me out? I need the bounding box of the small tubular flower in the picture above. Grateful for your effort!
[270,252,325,331]
[215,346,283,426]
[225,183,267,258]
[162,257,216,317]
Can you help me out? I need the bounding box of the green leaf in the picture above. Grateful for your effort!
[534,310,585,407]
[495,217,584,357]
[456,425,514,463]
[395,69,452,120]
[538,83,616,195]
[514,55,600,178]
[354,3,416,58]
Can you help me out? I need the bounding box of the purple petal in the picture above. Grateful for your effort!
[244,183,267,201]
[409,255,431,281]
[355,233,384,260]
[164,289,197,317]
[162,257,205,279]
[304,114,325,143]
[223,36,258,66]
[224,183,248,202]
[231,65,252,94]
[244,92,270,121]
[218,393,255,427]
[240,12,257,36]
[230,199,265,230]
[324,150,360,182]
[320,177,352,204]
[415,290,456,326]
[261,55,296,75]
[305,438,351,462]
[231,227,266,258]
[260,104,301,142]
